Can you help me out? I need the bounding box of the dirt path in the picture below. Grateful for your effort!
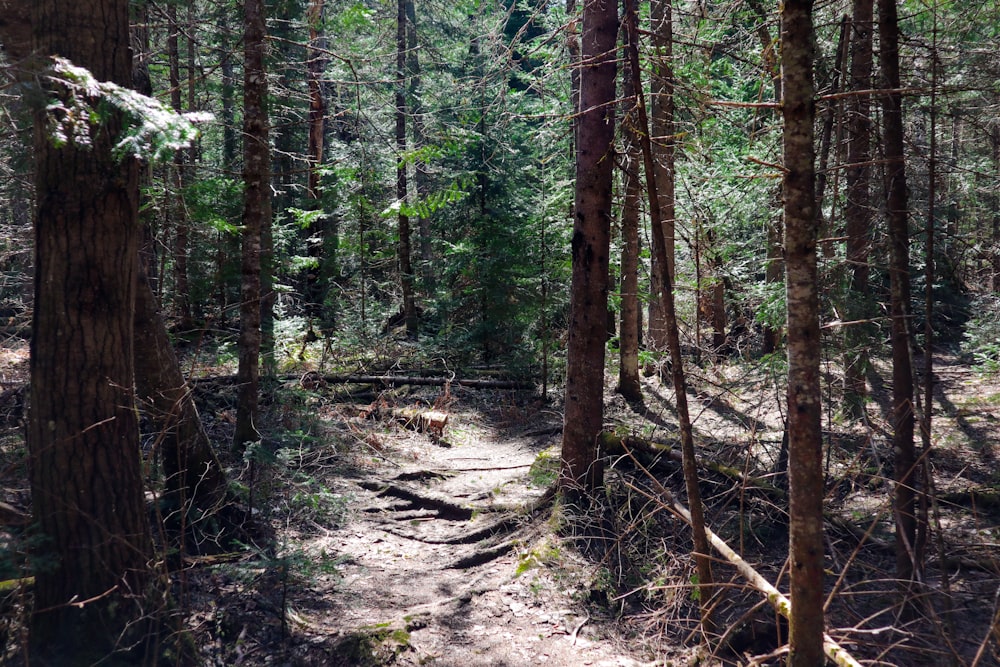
[194,388,657,666]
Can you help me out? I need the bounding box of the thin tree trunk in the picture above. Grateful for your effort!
[618,55,642,402]
[405,0,433,292]
[843,0,874,418]
[647,0,675,351]
[878,0,917,587]
[396,0,418,337]
[167,3,193,332]
[560,0,617,497]
[781,1,825,665]
[235,0,271,448]
[624,0,715,629]
[747,0,784,355]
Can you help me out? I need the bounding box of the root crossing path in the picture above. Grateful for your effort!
[266,396,653,666]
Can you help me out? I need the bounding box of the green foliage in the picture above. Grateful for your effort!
[43,57,211,162]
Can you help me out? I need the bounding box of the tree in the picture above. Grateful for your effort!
[878,0,918,586]
[560,0,617,496]
[843,0,875,418]
[647,0,675,351]
[235,0,271,448]
[624,0,714,629]
[396,0,418,337]
[617,53,642,403]
[23,0,163,661]
[781,1,825,664]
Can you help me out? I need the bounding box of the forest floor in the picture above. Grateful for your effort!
[2,336,1000,665]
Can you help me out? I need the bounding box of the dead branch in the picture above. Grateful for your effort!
[621,447,864,667]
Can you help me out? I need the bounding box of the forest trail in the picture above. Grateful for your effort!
[194,385,657,667]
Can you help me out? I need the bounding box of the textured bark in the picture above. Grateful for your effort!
[617,60,642,403]
[405,0,434,291]
[624,0,715,628]
[780,1,825,665]
[167,3,194,332]
[646,0,675,350]
[135,256,231,533]
[396,0,418,337]
[746,0,784,355]
[878,0,917,585]
[235,0,270,448]
[843,0,874,418]
[560,0,617,496]
[307,0,326,201]
[27,0,160,661]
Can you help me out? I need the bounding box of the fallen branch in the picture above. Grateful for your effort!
[622,456,864,667]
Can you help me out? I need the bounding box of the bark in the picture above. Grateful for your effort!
[780,1,825,665]
[27,0,161,661]
[624,0,715,628]
[878,0,917,586]
[396,0,418,337]
[304,0,336,329]
[746,0,784,355]
[843,0,874,418]
[167,3,193,331]
[647,0,675,350]
[0,0,31,61]
[405,0,434,291]
[134,253,232,536]
[617,54,642,403]
[235,0,271,448]
[560,0,617,496]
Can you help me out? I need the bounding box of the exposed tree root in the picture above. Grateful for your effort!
[357,481,474,520]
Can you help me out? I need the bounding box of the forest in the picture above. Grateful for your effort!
[0,0,999,665]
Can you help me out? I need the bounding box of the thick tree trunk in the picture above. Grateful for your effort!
[27,1,161,662]
[843,0,874,418]
[780,1,825,665]
[235,0,271,448]
[560,0,617,496]
[878,0,918,586]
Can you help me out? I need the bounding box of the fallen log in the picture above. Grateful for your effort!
[192,373,535,390]
[321,374,534,390]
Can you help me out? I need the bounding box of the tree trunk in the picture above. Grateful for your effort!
[780,1,825,665]
[235,0,271,448]
[167,2,193,332]
[26,0,161,661]
[843,0,874,418]
[405,0,434,292]
[560,0,617,496]
[135,250,232,539]
[624,0,715,629]
[647,0,675,351]
[618,54,642,402]
[396,0,418,337]
[878,0,918,586]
